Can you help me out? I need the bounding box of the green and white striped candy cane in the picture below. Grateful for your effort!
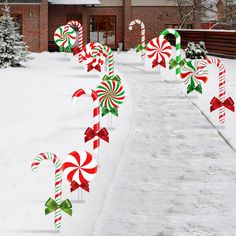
[31,152,63,230]
[93,45,114,79]
[159,29,183,79]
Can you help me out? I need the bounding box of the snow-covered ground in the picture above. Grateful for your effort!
[0,51,236,236]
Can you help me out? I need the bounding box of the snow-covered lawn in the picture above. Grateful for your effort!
[0,51,236,236]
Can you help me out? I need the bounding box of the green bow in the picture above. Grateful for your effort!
[102,75,121,83]
[59,46,72,53]
[45,198,72,216]
[102,107,118,117]
[187,77,202,94]
[169,58,186,70]
[136,44,146,53]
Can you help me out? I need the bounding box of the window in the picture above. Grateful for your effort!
[66,13,82,31]
[89,16,116,46]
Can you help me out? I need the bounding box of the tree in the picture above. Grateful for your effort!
[0,2,31,68]
[177,0,202,28]
[176,0,236,30]
[211,0,236,29]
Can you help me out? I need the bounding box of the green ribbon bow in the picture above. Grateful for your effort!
[102,75,121,83]
[102,107,118,117]
[59,46,72,53]
[187,77,202,94]
[45,198,72,216]
[136,44,146,53]
[169,58,186,70]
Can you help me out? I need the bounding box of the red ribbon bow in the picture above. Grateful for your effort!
[152,59,166,68]
[70,180,89,192]
[210,96,235,112]
[73,46,81,56]
[87,63,101,72]
[84,127,109,143]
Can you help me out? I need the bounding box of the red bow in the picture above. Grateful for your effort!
[210,96,235,112]
[152,59,166,68]
[70,180,89,192]
[73,46,81,56]
[87,63,101,72]
[84,127,109,143]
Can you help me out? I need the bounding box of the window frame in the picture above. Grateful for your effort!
[89,15,116,47]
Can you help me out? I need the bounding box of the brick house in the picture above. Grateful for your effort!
[0,0,184,52]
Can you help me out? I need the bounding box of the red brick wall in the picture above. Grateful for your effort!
[7,3,182,52]
[4,4,41,52]
[123,0,131,50]
[129,6,181,48]
[40,0,48,51]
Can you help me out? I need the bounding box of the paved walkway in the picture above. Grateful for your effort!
[93,63,236,236]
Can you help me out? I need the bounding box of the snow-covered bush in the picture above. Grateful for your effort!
[0,3,31,68]
[185,41,208,59]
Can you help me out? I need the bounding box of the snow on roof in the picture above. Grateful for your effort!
[49,0,101,5]
[177,29,236,32]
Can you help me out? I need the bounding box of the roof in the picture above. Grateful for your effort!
[48,0,101,4]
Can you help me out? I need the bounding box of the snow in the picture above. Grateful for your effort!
[177,29,236,32]
[0,50,236,235]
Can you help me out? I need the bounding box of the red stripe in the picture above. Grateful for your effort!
[62,162,78,171]
[82,166,98,174]
[91,90,98,101]
[55,179,62,186]
[55,168,61,174]
[94,139,99,150]
[72,89,86,98]
[94,123,100,132]
[55,192,62,199]
[55,216,62,224]
[40,153,48,160]
[81,152,92,167]
[69,151,81,166]
[93,106,100,117]
[53,154,57,165]
[31,162,39,168]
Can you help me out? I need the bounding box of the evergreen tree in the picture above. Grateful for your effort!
[0,2,31,68]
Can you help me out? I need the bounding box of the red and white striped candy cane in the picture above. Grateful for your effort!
[129,19,145,61]
[80,42,106,67]
[31,152,62,230]
[72,89,100,157]
[93,45,114,78]
[198,57,227,123]
[66,20,83,63]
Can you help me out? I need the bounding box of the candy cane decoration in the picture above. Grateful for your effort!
[159,29,183,79]
[31,152,62,230]
[54,25,76,49]
[81,42,106,71]
[93,45,114,78]
[62,150,98,193]
[146,37,172,68]
[181,60,208,94]
[198,57,234,123]
[66,20,83,63]
[72,89,105,158]
[129,19,145,61]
